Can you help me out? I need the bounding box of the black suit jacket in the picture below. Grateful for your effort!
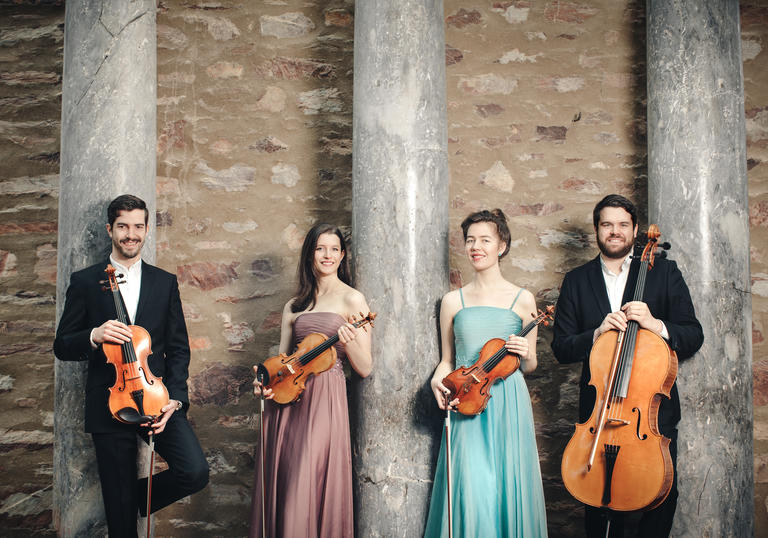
[54,260,191,433]
[551,255,703,429]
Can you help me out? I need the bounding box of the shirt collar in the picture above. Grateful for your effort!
[599,253,632,276]
[109,256,142,275]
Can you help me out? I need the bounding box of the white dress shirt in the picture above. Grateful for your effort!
[599,253,668,339]
[90,257,142,347]
[110,256,142,325]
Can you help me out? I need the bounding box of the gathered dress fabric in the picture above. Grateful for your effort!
[250,312,353,538]
[424,290,548,537]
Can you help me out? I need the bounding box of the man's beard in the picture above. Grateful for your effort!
[113,238,143,259]
[597,236,633,259]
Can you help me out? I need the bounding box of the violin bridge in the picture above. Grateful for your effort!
[470,373,481,383]
[286,364,295,374]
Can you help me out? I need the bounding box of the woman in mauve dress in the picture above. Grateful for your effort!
[250,223,373,538]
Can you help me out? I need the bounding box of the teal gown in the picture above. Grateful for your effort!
[424,289,548,537]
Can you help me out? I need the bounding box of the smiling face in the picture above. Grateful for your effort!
[465,221,506,271]
[313,232,345,277]
[107,209,147,264]
[596,206,638,260]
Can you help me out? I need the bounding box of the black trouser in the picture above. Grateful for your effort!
[585,427,678,538]
[91,411,209,538]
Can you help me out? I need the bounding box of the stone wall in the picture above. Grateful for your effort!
[0,4,63,535]
[0,1,766,536]
[744,2,768,536]
[153,1,354,535]
[443,1,647,534]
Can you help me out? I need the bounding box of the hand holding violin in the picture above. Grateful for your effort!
[92,319,132,345]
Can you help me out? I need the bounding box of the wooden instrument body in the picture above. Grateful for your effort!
[259,332,337,405]
[103,325,170,422]
[442,338,520,416]
[561,327,678,511]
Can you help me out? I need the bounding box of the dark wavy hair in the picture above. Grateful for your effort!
[460,208,511,259]
[107,194,148,226]
[291,223,351,313]
[592,194,637,229]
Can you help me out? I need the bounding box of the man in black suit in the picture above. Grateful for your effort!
[54,194,208,537]
[551,194,703,537]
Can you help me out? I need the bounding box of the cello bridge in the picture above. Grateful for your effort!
[606,418,630,425]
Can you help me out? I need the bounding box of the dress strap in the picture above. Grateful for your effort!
[510,288,524,309]
[459,288,465,308]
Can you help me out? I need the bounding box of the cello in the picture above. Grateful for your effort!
[101,264,169,537]
[561,225,677,517]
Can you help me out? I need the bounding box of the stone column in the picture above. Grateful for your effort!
[55,1,157,535]
[351,1,450,535]
[646,1,752,535]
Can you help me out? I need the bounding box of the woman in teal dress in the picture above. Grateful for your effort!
[425,209,547,537]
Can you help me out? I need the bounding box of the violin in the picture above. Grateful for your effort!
[561,225,677,512]
[101,264,169,425]
[442,305,554,415]
[256,312,376,405]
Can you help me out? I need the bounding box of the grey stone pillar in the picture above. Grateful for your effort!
[647,1,752,536]
[351,1,450,536]
[55,1,157,535]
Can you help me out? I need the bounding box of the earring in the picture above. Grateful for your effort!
[498,253,502,257]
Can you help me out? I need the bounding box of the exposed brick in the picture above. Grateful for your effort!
[446,45,464,66]
[543,1,598,23]
[189,336,212,351]
[324,8,352,27]
[249,136,288,153]
[177,262,239,290]
[0,250,18,278]
[189,363,252,406]
[254,57,334,80]
[0,222,57,235]
[446,8,482,28]
[475,103,504,117]
[157,119,186,154]
[0,71,60,85]
[535,125,567,143]
[34,243,56,285]
[749,201,768,227]
[260,310,282,331]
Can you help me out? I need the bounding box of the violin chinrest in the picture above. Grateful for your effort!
[116,407,153,425]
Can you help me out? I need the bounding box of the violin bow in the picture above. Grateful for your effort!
[445,408,453,538]
[146,431,155,538]
[258,371,267,538]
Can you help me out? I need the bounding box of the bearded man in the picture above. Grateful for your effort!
[54,194,208,537]
[551,194,703,537]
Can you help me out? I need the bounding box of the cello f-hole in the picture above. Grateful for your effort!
[632,407,648,440]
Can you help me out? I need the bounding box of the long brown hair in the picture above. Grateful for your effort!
[291,223,351,313]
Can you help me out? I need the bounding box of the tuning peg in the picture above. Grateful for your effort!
[99,279,108,284]
[659,241,671,250]
[658,251,668,259]
[101,286,109,291]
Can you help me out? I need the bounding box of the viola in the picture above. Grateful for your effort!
[101,264,169,425]
[256,312,376,405]
[560,225,677,513]
[442,305,554,416]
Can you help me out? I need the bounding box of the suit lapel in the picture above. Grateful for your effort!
[586,256,612,315]
[134,262,155,325]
